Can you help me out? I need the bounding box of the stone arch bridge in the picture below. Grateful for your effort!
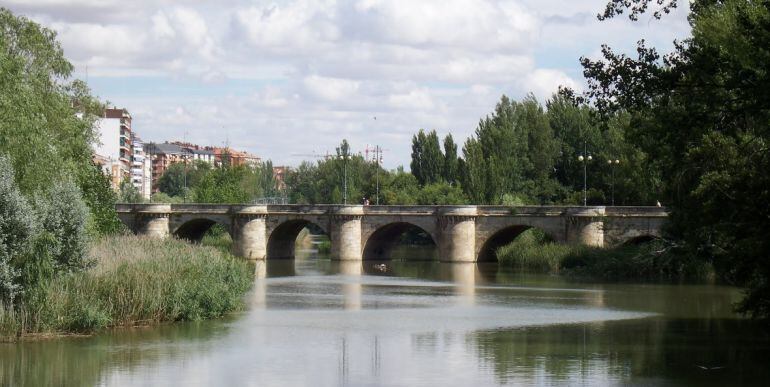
[116,204,667,263]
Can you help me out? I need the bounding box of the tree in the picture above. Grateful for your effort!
[416,182,466,205]
[582,0,770,318]
[118,179,143,203]
[0,8,120,235]
[422,130,444,185]
[410,130,427,185]
[443,134,459,185]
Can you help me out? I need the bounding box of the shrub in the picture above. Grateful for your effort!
[33,179,92,274]
[0,156,36,304]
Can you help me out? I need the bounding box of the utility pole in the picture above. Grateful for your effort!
[374,145,383,205]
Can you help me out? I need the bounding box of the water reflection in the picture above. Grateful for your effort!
[2,259,768,387]
[446,263,477,306]
[337,261,362,310]
[251,260,267,309]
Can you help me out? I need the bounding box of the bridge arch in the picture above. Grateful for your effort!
[621,234,658,246]
[173,217,233,242]
[363,222,438,261]
[267,219,329,260]
[477,225,557,263]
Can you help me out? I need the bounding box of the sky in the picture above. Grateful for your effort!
[6,0,691,168]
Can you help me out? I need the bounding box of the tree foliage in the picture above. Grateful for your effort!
[582,0,770,318]
[154,159,279,204]
[0,155,34,303]
[0,8,119,235]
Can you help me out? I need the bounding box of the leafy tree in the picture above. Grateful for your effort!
[118,179,143,203]
[193,165,252,204]
[0,8,120,235]
[421,130,444,185]
[582,0,770,318]
[381,167,419,205]
[410,130,428,185]
[77,162,123,235]
[443,134,459,185]
[156,161,211,199]
[416,182,466,205]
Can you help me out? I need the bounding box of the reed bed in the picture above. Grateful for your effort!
[497,230,713,281]
[2,235,252,340]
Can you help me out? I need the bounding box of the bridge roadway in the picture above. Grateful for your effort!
[115,204,667,263]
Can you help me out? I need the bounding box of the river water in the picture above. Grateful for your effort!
[2,252,769,386]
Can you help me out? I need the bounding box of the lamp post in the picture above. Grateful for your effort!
[577,141,592,206]
[607,158,620,206]
[339,154,349,204]
[373,145,383,205]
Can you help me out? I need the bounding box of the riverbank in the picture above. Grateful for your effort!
[0,235,252,341]
[497,230,714,281]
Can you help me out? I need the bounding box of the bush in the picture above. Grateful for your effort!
[497,229,575,272]
[33,179,92,273]
[497,228,713,281]
[0,156,36,304]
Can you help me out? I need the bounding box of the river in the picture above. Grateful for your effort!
[1,249,769,386]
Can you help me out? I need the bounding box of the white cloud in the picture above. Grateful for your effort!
[521,69,580,101]
[4,0,691,167]
[303,75,360,101]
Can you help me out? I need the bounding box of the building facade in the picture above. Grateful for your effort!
[93,108,133,191]
[131,136,152,199]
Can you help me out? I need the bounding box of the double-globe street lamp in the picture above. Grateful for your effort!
[372,145,383,205]
[339,154,349,204]
[577,142,592,206]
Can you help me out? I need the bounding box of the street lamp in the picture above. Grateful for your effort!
[607,158,621,206]
[577,143,592,206]
[373,145,383,205]
[339,154,349,204]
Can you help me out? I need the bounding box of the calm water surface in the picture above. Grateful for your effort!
[2,252,769,386]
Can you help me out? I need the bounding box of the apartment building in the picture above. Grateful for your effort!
[144,142,189,193]
[93,108,133,190]
[131,136,152,199]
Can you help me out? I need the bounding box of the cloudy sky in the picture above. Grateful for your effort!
[7,0,691,168]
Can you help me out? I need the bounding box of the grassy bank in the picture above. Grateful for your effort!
[497,229,714,281]
[1,235,252,340]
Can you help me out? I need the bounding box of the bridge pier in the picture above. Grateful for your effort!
[331,206,364,261]
[129,204,171,239]
[233,212,267,260]
[566,207,605,247]
[438,207,477,262]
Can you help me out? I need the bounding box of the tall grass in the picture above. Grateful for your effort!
[2,235,252,340]
[200,224,234,254]
[497,230,713,281]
